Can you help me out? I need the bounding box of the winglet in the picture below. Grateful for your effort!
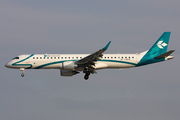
[102,41,111,50]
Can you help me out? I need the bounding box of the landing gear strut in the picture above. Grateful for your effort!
[20,68,25,77]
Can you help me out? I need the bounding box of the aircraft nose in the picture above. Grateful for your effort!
[5,62,11,68]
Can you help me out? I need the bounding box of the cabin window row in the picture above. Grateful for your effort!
[33,57,83,59]
[32,56,135,59]
[104,56,134,59]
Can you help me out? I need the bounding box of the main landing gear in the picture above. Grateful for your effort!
[83,65,96,80]
[20,68,25,77]
[84,71,90,80]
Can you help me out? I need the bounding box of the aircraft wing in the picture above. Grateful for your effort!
[75,41,111,65]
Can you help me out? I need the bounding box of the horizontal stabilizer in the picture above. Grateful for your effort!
[154,50,175,59]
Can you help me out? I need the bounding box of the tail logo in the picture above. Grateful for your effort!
[157,41,167,49]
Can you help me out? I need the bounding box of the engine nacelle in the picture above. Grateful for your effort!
[60,70,79,76]
[58,61,77,70]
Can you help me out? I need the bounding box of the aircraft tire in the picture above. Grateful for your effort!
[21,73,24,77]
[84,75,89,80]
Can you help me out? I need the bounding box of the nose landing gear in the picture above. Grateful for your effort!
[20,68,25,77]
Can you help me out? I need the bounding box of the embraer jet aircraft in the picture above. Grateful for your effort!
[5,32,174,80]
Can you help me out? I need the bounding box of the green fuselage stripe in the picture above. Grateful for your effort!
[34,60,77,69]
[12,54,34,69]
[34,59,137,69]
[98,59,137,65]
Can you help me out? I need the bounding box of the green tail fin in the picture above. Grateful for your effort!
[137,32,171,66]
[143,32,171,58]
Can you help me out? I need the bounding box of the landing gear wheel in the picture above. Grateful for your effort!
[20,68,25,77]
[84,75,89,80]
[21,73,24,77]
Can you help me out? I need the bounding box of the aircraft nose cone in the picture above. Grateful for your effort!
[5,62,11,68]
[5,63,8,67]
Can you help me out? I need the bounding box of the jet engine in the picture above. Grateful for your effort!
[59,61,77,70]
[60,70,79,76]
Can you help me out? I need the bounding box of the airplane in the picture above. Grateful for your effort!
[5,32,174,80]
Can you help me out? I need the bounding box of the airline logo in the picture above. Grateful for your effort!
[157,41,167,49]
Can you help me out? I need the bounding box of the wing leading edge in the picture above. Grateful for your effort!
[75,41,111,65]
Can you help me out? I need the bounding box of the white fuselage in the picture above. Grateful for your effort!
[5,53,140,70]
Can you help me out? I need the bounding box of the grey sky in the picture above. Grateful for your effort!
[0,0,180,120]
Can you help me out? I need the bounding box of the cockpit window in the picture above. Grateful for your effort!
[12,57,19,60]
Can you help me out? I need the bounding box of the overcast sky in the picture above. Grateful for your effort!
[0,0,180,120]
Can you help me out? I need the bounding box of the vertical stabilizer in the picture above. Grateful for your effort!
[144,32,171,58]
[137,32,171,66]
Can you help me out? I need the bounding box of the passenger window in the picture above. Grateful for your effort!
[65,57,67,59]
[54,57,56,59]
[76,57,78,59]
[61,57,63,59]
[40,57,42,59]
[69,57,70,59]
[33,57,35,59]
[37,57,38,59]
[47,57,49,59]
[44,57,46,59]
